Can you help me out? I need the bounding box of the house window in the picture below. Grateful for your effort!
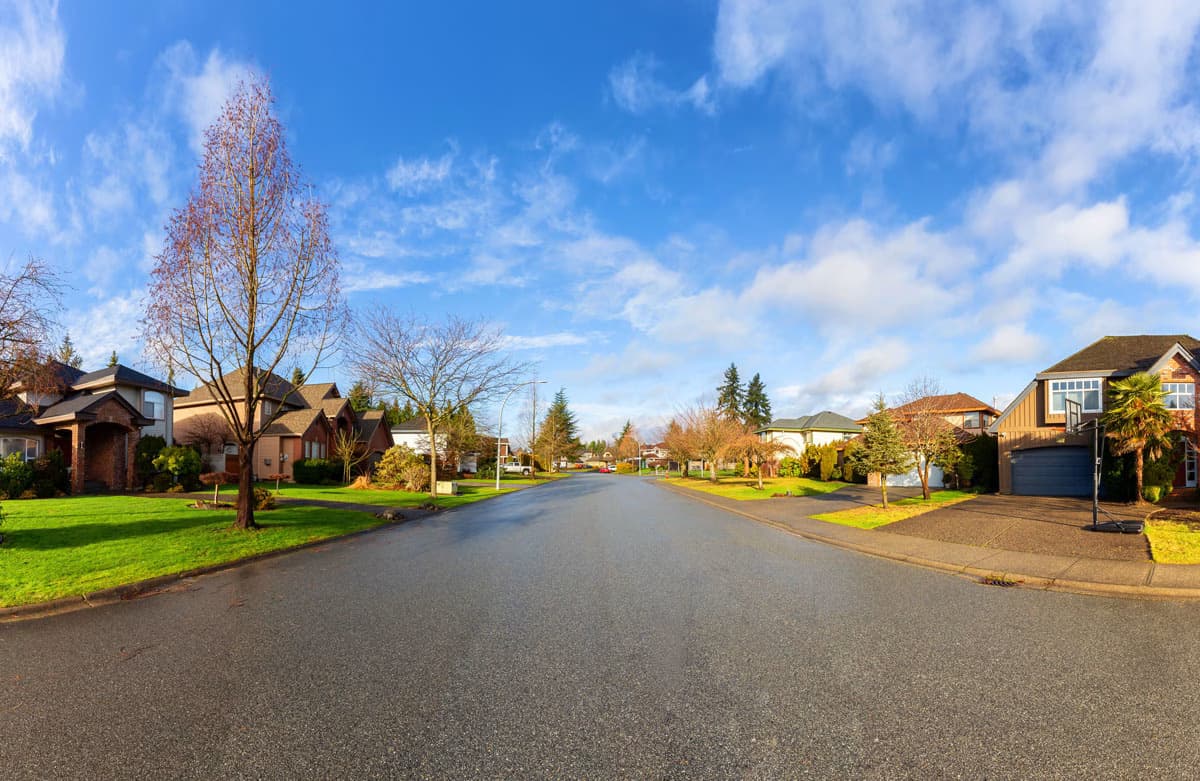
[0,437,39,463]
[1165,383,1196,410]
[1049,378,1102,414]
[142,390,165,420]
[262,401,274,418]
[963,411,981,428]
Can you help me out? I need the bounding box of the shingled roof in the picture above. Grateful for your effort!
[295,382,339,407]
[757,411,862,434]
[0,399,38,432]
[72,364,187,396]
[178,368,301,408]
[888,392,1000,416]
[1041,335,1200,376]
[33,390,153,426]
[261,408,327,437]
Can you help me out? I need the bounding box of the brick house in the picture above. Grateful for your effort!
[0,362,186,493]
[173,369,393,481]
[989,335,1200,496]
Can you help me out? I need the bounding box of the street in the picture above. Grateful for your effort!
[3,474,1200,779]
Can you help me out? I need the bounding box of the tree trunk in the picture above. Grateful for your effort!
[921,454,931,500]
[234,441,257,529]
[881,475,889,510]
[426,419,439,497]
[1135,447,1144,502]
[756,458,764,490]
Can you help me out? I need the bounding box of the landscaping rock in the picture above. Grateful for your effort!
[375,510,403,521]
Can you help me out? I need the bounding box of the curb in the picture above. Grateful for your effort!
[655,482,1200,601]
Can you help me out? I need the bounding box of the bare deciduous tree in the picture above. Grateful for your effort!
[145,78,344,529]
[0,257,63,405]
[729,431,796,490]
[331,425,372,484]
[662,417,695,477]
[898,377,959,500]
[675,403,742,482]
[177,413,231,469]
[351,311,530,496]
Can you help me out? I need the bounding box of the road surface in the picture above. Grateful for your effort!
[3,474,1200,778]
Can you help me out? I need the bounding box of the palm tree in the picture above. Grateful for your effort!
[1101,372,1174,503]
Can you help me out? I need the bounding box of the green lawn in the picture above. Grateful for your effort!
[661,475,848,501]
[811,490,976,530]
[0,495,388,607]
[268,482,507,509]
[1145,519,1200,564]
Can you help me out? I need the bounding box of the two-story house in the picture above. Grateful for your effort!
[0,361,186,493]
[174,368,393,480]
[757,412,863,454]
[988,335,1200,496]
[883,393,1000,433]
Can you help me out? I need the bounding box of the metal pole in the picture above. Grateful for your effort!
[1093,422,1099,530]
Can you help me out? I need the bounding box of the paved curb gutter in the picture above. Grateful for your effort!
[655,482,1200,601]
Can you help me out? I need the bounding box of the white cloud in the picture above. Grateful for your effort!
[0,0,64,157]
[387,147,455,194]
[970,324,1045,365]
[608,53,715,115]
[159,42,257,153]
[844,131,896,176]
[64,293,145,370]
[0,168,54,235]
[501,332,589,350]
[341,269,432,293]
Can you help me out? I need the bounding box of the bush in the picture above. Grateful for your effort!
[32,480,55,499]
[152,445,202,491]
[400,461,430,493]
[0,453,34,499]
[376,445,424,488]
[32,449,70,495]
[292,458,341,485]
[778,457,804,478]
[961,435,998,492]
[615,462,636,474]
[151,473,173,493]
[253,487,276,510]
[1102,437,1178,502]
[817,444,838,482]
[135,435,167,487]
[476,461,497,480]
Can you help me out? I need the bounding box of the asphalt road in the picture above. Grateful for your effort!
[4,475,1200,779]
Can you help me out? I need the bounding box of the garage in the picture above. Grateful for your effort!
[1011,447,1092,496]
[888,462,945,488]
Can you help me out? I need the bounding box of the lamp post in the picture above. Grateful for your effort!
[496,379,546,491]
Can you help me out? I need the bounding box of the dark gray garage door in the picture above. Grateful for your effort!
[1011,447,1092,496]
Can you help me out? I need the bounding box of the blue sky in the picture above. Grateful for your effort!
[5,1,1200,441]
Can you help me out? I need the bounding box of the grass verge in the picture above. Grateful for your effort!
[1145,517,1200,564]
[811,490,977,530]
[267,482,508,509]
[0,495,387,607]
[661,475,848,501]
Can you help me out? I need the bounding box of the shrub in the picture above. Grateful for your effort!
[32,480,55,499]
[253,487,276,510]
[292,458,341,485]
[135,435,167,486]
[375,445,423,488]
[961,435,998,492]
[151,473,173,493]
[400,461,430,492]
[615,462,636,474]
[19,489,36,499]
[818,445,838,482]
[0,453,34,499]
[32,450,70,495]
[476,461,497,480]
[777,457,804,478]
[152,445,202,491]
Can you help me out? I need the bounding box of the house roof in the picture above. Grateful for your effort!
[758,411,862,434]
[295,382,339,407]
[72,364,187,397]
[887,392,1000,417]
[355,409,387,444]
[318,397,350,418]
[177,368,300,408]
[261,408,326,437]
[390,417,427,433]
[0,399,38,432]
[1040,335,1200,376]
[33,390,153,426]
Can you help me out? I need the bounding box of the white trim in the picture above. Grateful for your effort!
[1048,377,1103,414]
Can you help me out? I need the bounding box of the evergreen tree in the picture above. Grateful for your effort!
[56,333,83,369]
[716,363,743,419]
[290,366,305,387]
[107,350,119,368]
[347,380,372,413]
[398,400,416,422]
[535,388,581,470]
[850,393,912,509]
[742,373,772,427]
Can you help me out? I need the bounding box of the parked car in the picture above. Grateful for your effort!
[501,461,533,476]
[597,467,610,473]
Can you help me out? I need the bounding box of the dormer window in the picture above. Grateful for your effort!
[1049,378,1102,414]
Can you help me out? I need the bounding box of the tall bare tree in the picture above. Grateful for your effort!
[145,78,343,529]
[0,257,63,405]
[677,404,742,482]
[350,311,530,496]
[730,431,796,490]
[898,377,959,500]
[662,417,695,477]
[331,425,372,483]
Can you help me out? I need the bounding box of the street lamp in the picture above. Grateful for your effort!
[496,379,546,491]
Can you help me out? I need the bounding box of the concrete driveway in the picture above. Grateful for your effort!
[886,494,1152,561]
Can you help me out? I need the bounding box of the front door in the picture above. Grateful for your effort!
[1187,444,1197,488]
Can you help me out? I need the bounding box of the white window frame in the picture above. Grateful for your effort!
[0,437,39,463]
[1049,378,1103,414]
[1164,382,1195,410]
[963,411,982,428]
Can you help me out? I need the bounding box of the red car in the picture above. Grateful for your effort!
[597,467,611,473]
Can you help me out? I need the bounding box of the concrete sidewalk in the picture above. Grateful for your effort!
[656,482,1200,599]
